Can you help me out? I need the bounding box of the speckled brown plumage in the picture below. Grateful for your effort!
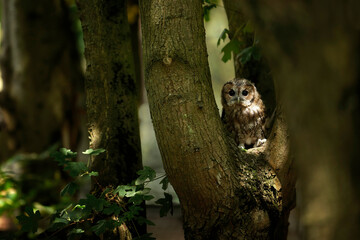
[221,78,266,149]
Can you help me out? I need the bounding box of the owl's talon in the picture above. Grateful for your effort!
[255,138,267,147]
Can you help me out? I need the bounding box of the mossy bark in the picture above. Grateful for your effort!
[77,0,143,237]
[139,0,287,239]
[222,1,295,239]
[77,0,142,188]
[239,0,360,239]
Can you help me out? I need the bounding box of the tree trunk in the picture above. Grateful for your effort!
[222,1,295,238]
[77,0,142,188]
[239,0,360,239]
[139,0,290,239]
[0,0,83,160]
[76,0,144,237]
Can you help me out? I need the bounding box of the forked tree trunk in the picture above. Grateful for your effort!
[222,1,296,238]
[139,0,292,239]
[239,0,360,239]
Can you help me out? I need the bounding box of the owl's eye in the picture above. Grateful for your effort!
[242,90,248,96]
[229,89,235,96]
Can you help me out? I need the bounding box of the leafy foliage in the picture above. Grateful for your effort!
[155,193,174,217]
[16,206,42,233]
[217,22,262,64]
[14,148,174,239]
[202,0,217,22]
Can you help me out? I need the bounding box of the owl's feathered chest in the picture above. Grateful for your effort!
[222,103,265,144]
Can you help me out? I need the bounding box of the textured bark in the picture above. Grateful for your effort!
[77,0,142,187]
[139,0,283,239]
[0,0,83,160]
[239,0,360,239]
[222,1,295,239]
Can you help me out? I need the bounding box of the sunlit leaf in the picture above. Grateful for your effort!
[135,166,156,185]
[82,148,106,156]
[16,206,42,233]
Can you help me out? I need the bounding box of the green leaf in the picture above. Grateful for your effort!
[82,148,106,156]
[203,3,216,21]
[48,217,69,231]
[64,162,88,177]
[155,193,173,217]
[217,28,230,46]
[16,206,42,233]
[239,45,261,64]
[129,193,155,205]
[67,228,84,240]
[79,194,107,213]
[91,219,116,236]
[60,182,78,196]
[221,39,241,63]
[136,216,155,226]
[135,166,156,185]
[103,203,123,215]
[159,176,169,190]
[88,171,99,177]
[113,185,137,197]
[51,148,77,166]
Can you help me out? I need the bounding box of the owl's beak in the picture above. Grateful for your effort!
[237,97,241,103]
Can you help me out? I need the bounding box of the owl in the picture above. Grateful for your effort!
[221,78,266,149]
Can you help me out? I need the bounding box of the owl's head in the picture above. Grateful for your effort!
[221,78,258,108]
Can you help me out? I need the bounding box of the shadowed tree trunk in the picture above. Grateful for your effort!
[139,0,292,239]
[0,0,84,208]
[238,0,360,239]
[0,0,83,160]
[222,1,295,239]
[76,0,143,237]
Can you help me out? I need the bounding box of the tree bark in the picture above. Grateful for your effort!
[222,1,295,239]
[0,0,83,160]
[77,0,144,237]
[139,0,288,239]
[77,0,142,188]
[239,0,360,239]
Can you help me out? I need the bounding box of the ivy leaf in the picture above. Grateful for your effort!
[51,148,77,166]
[113,185,137,197]
[16,206,42,233]
[159,176,169,190]
[221,39,241,63]
[239,45,261,64]
[217,28,230,46]
[155,193,173,217]
[103,203,123,216]
[136,216,155,226]
[88,171,99,177]
[129,193,155,205]
[79,194,107,213]
[64,162,88,177]
[203,2,216,22]
[48,217,69,231]
[91,219,116,236]
[133,233,156,240]
[82,148,106,156]
[60,182,78,196]
[123,205,143,221]
[135,166,156,185]
[67,228,84,240]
